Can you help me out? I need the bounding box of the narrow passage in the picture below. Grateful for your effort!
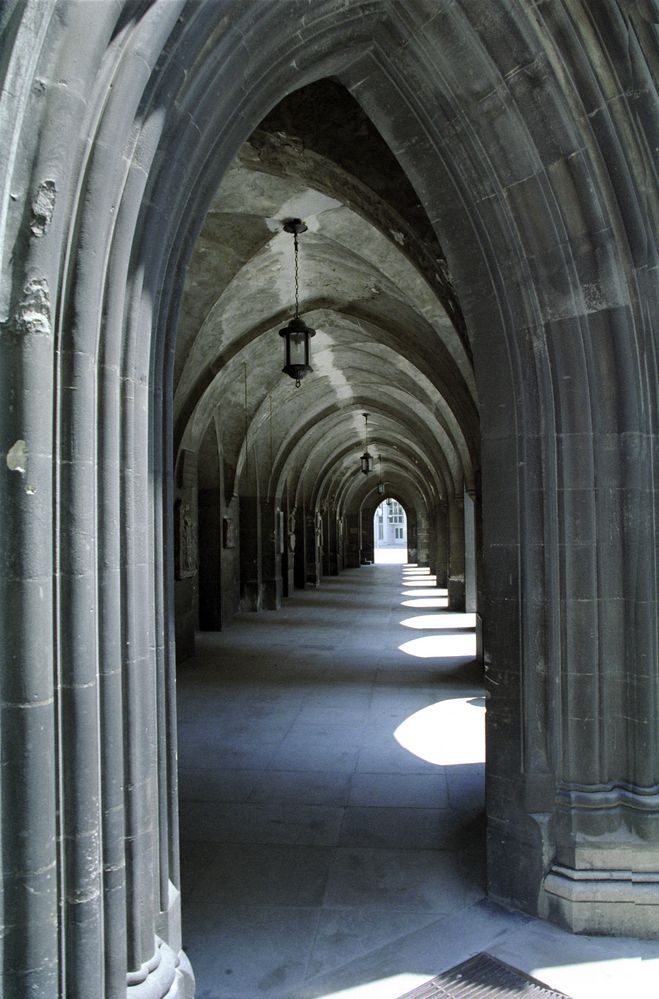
[178,564,485,998]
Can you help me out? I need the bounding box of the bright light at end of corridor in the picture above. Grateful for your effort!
[374,548,408,564]
[395,698,485,765]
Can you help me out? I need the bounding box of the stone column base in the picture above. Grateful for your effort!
[127,938,195,998]
[240,580,261,611]
[448,574,465,610]
[262,576,282,610]
[542,864,659,939]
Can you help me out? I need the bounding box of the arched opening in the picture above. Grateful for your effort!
[172,74,482,994]
[374,497,408,564]
[1,4,656,998]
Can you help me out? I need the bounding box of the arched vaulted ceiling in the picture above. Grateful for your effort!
[1,6,656,992]
[173,81,480,513]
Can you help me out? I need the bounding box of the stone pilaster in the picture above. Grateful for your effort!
[261,498,283,610]
[360,507,374,564]
[432,501,449,585]
[344,512,361,568]
[324,506,340,575]
[447,494,466,611]
[293,503,307,589]
[198,489,223,629]
[464,490,477,613]
[305,508,322,585]
[239,494,262,610]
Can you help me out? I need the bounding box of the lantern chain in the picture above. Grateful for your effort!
[294,230,300,319]
[294,230,301,385]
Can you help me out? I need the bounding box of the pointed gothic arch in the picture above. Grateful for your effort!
[1,3,657,996]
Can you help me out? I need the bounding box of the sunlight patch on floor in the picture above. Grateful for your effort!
[400,583,448,597]
[399,633,477,658]
[400,597,449,608]
[400,613,477,630]
[394,697,485,765]
[525,957,640,999]
[316,972,432,999]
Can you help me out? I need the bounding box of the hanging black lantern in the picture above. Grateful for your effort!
[280,219,316,387]
[360,413,374,475]
[377,455,385,493]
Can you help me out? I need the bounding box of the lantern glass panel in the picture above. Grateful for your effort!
[280,318,315,382]
[360,451,373,475]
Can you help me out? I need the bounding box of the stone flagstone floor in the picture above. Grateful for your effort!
[177,564,659,999]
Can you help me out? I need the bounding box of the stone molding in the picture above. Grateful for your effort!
[126,938,194,998]
[543,866,659,938]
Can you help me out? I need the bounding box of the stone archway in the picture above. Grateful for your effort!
[1,3,656,996]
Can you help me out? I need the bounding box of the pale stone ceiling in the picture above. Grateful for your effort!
[173,83,479,509]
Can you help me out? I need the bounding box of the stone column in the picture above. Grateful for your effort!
[406,508,418,565]
[337,515,345,572]
[198,489,223,629]
[345,511,361,567]
[360,508,374,564]
[239,494,262,610]
[293,503,307,589]
[321,507,331,576]
[305,507,321,586]
[464,490,477,613]
[174,450,198,662]
[325,507,339,575]
[280,497,293,597]
[261,498,283,610]
[1,254,59,999]
[123,376,159,981]
[432,501,449,585]
[221,495,241,624]
[539,427,659,938]
[447,494,466,611]
[415,507,432,567]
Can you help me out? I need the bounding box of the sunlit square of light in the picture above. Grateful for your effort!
[394,697,485,765]
[400,613,477,630]
[399,633,477,658]
[401,588,445,596]
[400,597,449,608]
[317,973,433,999]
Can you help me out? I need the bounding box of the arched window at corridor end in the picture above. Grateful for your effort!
[374,499,408,564]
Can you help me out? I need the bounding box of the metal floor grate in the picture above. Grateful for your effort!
[396,952,573,998]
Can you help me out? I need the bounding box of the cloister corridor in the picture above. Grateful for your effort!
[177,567,656,999]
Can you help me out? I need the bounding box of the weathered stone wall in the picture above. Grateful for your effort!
[0,2,656,997]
